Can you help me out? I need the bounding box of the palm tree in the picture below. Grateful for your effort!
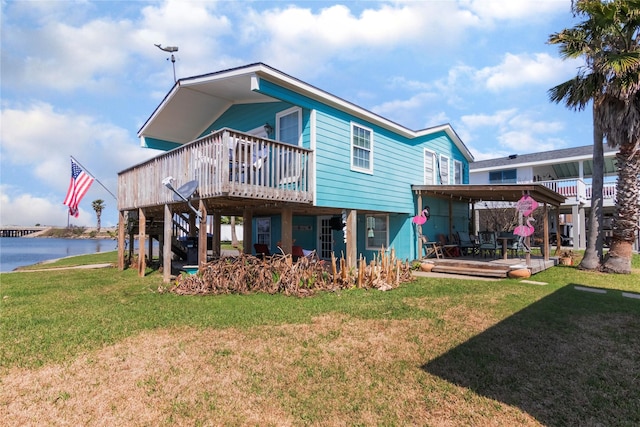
[92,199,105,232]
[548,5,608,270]
[549,0,640,274]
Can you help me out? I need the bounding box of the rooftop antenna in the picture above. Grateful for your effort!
[154,44,179,83]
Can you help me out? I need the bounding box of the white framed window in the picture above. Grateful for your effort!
[454,160,463,184]
[365,214,388,250]
[424,149,436,185]
[276,107,302,146]
[256,217,271,245]
[351,123,373,173]
[439,155,450,184]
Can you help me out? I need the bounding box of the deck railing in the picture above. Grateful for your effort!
[538,178,619,204]
[118,129,313,210]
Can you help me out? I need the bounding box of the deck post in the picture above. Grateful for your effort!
[243,208,253,255]
[163,204,172,283]
[543,202,549,261]
[198,201,208,267]
[212,211,221,258]
[416,193,422,259]
[118,210,125,270]
[281,207,293,255]
[346,209,357,269]
[138,208,146,277]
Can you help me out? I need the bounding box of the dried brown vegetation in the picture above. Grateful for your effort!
[171,250,413,297]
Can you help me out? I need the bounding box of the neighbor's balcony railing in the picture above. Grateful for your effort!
[118,128,313,211]
[537,178,618,204]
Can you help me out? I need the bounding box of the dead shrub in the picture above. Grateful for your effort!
[172,249,413,297]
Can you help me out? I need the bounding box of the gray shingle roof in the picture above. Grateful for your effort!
[470,144,617,170]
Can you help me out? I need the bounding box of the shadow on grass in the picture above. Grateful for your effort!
[423,284,640,425]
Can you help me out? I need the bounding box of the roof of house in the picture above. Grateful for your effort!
[412,184,566,207]
[138,63,474,161]
[470,144,617,171]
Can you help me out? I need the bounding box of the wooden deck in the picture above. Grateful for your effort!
[118,129,313,212]
[416,255,557,279]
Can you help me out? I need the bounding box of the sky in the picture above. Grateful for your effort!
[0,0,590,228]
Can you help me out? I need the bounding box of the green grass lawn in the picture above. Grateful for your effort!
[1,252,638,425]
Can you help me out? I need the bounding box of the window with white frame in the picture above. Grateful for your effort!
[256,217,271,245]
[424,149,436,185]
[276,107,302,146]
[454,160,463,184]
[366,214,388,250]
[351,123,373,173]
[439,155,450,184]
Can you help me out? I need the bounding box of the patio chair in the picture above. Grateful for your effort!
[477,231,498,258]
[437,234,460,257]
[421,235,443,259]
[456,231,477,256]
[253,243,271,259]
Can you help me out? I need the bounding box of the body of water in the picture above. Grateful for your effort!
[0,237,119,272]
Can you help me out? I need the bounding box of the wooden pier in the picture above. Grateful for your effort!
[0,226,49,237]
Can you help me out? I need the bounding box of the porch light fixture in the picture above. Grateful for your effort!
[263,122,273,136]
[162,176,201,220]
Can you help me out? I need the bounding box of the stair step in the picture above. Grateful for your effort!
[431,265,508,278]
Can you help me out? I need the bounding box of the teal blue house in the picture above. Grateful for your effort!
[118,63,474,280]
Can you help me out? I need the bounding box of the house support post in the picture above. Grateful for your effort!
[212,211,221,258]
[243,208,253,255]
[346,209,357,269]
[579,205,586,249]
[117,210,125,270]
[572,204,580,250]
[416,193,423,259]
[163,204,172,283]
[448,199,453,240]
[280,207,293,255]
[138,208,146,277]
[543,203,549,261]
[198,200,208,267]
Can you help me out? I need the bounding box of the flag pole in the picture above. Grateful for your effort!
[70,155,117,201]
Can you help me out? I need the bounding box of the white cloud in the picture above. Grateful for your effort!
[475,53,583,91]
[2,0,237,93]
[461,108,568,154]
[461,109,519,129]
[465,0,570,22]
[0,186,94,227]
[0,102,156,226]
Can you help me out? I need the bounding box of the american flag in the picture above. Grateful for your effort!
[63,159,94,217]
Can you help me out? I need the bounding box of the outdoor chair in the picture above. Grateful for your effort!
[478,231,498,258]
[421,235,443,259]
[437,234,460,257]
[456,231,477,256]
[253,243,271,259]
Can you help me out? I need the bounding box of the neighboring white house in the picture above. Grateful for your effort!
[469,144,638,251]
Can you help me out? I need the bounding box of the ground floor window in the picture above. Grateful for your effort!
[366,214,388,250]
[256,217,271,245]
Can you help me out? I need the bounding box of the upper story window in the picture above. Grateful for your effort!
[489,169,517,184]
[440,155,450,184]
[424,149,436,185]
[454,160,463,184]
[351,123,373,173]
[366,214,388,250]
[276,107,302,146]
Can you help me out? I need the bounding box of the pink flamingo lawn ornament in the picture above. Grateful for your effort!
[513,216,535,237]
[513,194,538,253]
[412,207,430,225]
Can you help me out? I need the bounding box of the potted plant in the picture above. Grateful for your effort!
[559,249,575,266]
